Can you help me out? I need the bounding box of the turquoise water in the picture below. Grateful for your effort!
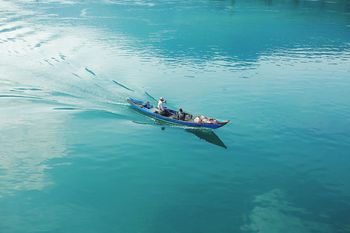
[1,0,350,232]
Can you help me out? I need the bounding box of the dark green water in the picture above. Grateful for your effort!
[1,0,350,232]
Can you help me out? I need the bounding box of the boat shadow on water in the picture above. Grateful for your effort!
[184,128,227,149]
[132,120,228,149]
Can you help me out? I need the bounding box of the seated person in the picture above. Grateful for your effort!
[143,101,151,109]
[176,108,185,120]
[184,114,193,121]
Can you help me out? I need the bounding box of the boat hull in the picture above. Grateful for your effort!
[127,98,229,129]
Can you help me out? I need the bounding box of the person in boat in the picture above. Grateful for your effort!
[176,108,185,120]
[157,97,170,116]
[143,101,151,109]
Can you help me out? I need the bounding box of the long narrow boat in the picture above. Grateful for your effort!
[127,97,229,129]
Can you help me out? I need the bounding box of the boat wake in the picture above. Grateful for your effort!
[0,0,230,150]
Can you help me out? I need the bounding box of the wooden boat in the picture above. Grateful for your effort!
[127,97,229,129]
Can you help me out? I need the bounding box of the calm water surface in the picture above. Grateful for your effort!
[1,0,350,232]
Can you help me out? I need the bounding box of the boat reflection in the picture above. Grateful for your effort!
[132,120,227,149]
